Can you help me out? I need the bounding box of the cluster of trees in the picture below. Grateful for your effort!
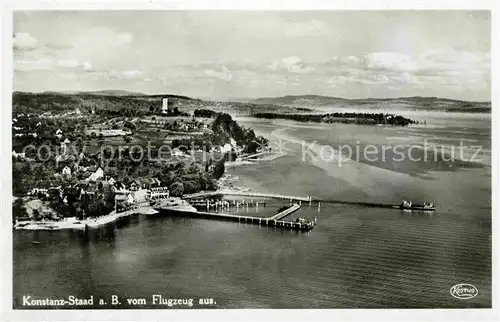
[12,178,116,221]
[123,120,136,130]
[13,92,80,113]
[12,113,91,149]
[171,137,211,152]
[165,161,220,197]
[13,92,194,118]
[49,184,115,220]
[163,119,203,132]
[165,107,190,117]
[193,109,221,118]
[253,112,416,126]
[211,113,268,147]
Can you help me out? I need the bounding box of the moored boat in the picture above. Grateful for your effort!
[399,200,435,211]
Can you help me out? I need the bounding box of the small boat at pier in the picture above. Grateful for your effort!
[399,200,435,211]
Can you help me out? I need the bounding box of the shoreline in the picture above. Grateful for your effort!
[14,204,157,231]
[13,150,282,232]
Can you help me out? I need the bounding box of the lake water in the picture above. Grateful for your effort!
[13,112,491,308]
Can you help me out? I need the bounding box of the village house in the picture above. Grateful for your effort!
[171,148,185,157]
[147,187,170,200]
[210,145,221,153]
[132,178,148,190]
[55,155,70,163]
[29,188,48,196]
[12,151,26,159]
[60,138,71,154]
[220,143,233,154]
[115,192,135,208]
[129,181,140,191]
[62,166,72,176]
[149,177,161,187]
[114,183,129,194]
[76,164,89,172]
[87,167,104,182]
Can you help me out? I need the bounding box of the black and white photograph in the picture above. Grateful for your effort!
[3,1,498,320]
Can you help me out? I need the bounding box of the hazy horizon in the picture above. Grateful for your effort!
[12,89,491,104]
[14,11,490,101]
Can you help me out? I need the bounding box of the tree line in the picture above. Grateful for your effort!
[253,112,417,126]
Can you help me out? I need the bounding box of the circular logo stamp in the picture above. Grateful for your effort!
[450,283,478,299]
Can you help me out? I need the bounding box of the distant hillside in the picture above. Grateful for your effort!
[40,89,147,96]
[80,89,146,96]
[12,91,313,117]
[250,95,491,113]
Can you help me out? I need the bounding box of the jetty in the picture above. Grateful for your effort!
[184,190,311,202]
[155,203,316,231]
[269,204,301,220]
[316,199,435,211]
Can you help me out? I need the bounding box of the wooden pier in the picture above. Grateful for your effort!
[154,203,316,231]
[189,198,267,210]
[184,190,311,202]
[269,204,301,220]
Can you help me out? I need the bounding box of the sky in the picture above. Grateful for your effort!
[13,11,491,101]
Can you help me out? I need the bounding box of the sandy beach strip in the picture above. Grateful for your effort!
[15,205,157,230]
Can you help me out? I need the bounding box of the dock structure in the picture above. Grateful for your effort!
[155,204,316,231]
[238,150,273,161]
[184,190,311,202]
[189,198,266,209]
[269,204,301,220]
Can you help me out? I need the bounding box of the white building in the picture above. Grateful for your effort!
[62,166,72,176]
[60,138,70,154]
[147,187,170,200]
[12,151,26,159]
[29,188,48,196]
[171,148,185,157]
[161,98,169,114]
[115,192,135,206]
[221,143,233,154]
[126,194,135,205]
[87,167,104,182]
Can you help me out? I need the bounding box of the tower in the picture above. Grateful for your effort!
[161,98,169,114]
